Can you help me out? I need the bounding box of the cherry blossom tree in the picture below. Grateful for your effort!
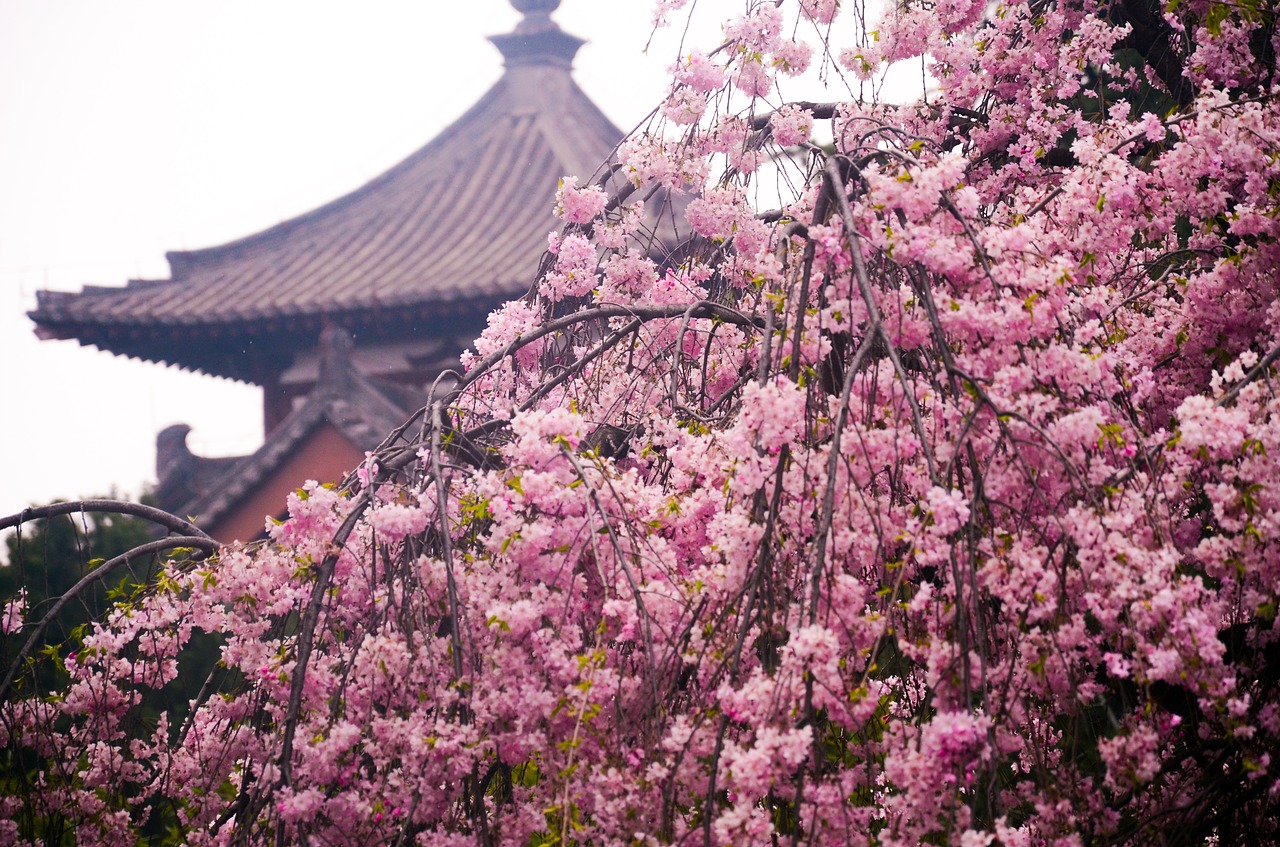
[5,0,1280,844]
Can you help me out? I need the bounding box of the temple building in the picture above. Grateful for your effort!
[29,0,650,542]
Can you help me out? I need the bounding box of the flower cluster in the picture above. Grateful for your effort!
[554,176,608,225]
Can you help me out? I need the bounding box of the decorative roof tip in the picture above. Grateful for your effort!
[490,0,583,70]
[510,0,560,13]
[318,325,358,387]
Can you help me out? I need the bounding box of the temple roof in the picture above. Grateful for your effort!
[29,4,624,384]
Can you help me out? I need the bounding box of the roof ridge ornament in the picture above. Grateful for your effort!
[317,325,359,394]
[491,0,584,69]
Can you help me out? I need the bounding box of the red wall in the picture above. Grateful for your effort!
[205,423,365,543]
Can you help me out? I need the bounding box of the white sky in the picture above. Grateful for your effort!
[0,0,704,518]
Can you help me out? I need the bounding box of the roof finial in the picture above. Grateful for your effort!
[511,0,561,15]
[491,0,583,69]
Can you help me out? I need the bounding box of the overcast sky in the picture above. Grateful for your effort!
[0,0,711,524]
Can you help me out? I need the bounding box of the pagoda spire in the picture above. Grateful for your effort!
[489,0,584,69]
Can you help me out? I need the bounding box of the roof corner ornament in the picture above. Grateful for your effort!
[156,423,196,480]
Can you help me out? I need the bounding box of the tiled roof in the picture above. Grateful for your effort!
[29,14,626,383]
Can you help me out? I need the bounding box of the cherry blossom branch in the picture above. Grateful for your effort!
[276,488,370,791]
[807,332,878,624]
[1,499,213,540]
[1217,340,1280,407]
[0,535,218,705]
[560,447,657,676]
[822,155,940,484]
[452,302,764,398]
[429,401,467,685]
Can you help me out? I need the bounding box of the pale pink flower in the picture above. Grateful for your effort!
[555,176,608,225]
[1,589,25,635]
